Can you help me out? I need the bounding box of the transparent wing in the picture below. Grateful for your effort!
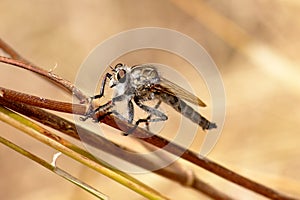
[153,77,207,107]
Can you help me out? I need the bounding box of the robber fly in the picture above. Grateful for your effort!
[82,63,217,135]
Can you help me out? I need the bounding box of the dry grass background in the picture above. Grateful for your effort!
[0,0,300,199]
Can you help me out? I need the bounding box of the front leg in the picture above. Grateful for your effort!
[91,73,112,100]
[81,94,127,121]
[81,72,112,120]
[80,100,113,121]
[97,100,134,124]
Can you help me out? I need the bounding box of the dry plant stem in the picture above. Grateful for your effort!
[0,106,170,200]
[0,89,295,200]
[170,0,251,50]
[0,56,86,102]
[139,142,234,199]
[0,40,86,102]
[0,86,86,115]
[0,136,109,200]
[0,40,85,102]
[0,97,233,200]
[133,130,297,200]
[0,38,32,64]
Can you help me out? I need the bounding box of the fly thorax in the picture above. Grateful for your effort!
[131,65,160,86]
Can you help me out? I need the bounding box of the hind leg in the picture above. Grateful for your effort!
[124,98,167,135]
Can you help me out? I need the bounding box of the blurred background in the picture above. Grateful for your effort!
[0,0,300,199]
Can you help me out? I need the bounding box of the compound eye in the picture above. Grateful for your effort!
[117,69,126,83]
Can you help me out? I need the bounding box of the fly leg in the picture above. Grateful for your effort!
[96,100,135,136]
[96,109,128,122]
[91,73,112,100]
[145,100,162,131]
[81,93,127,121]
[127,100,134,123]
[80,100,113,121]
[110,99,134,124]
[81,73,112,120]
[125,97,168,135]
[122,100,137,136]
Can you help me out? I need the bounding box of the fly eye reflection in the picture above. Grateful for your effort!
[117,69,127,83]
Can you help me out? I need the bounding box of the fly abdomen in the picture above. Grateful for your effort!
[159,93,217,130]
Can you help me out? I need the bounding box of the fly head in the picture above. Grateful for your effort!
[109,63,131,88]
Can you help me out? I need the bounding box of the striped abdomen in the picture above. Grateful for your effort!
[157,93,217,130]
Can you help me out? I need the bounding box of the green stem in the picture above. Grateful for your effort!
[0,136,108,200]
[0,106,169,200]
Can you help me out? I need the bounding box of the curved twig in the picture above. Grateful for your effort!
[0,56,86,102]
[0,38,32,64]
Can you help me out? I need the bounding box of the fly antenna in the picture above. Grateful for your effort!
[109,65,116,72]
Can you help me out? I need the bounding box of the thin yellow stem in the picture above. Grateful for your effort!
[0,106,170,200]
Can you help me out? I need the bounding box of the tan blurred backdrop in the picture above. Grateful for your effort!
[0,0,300,199]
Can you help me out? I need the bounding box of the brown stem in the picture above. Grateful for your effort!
[0,39,86,102]
[0,87,85,115]
[0,56,87,103]
[0,87,296,200]
[0,97,233,200]
[0,38,31,64]
[0,38,86,103]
